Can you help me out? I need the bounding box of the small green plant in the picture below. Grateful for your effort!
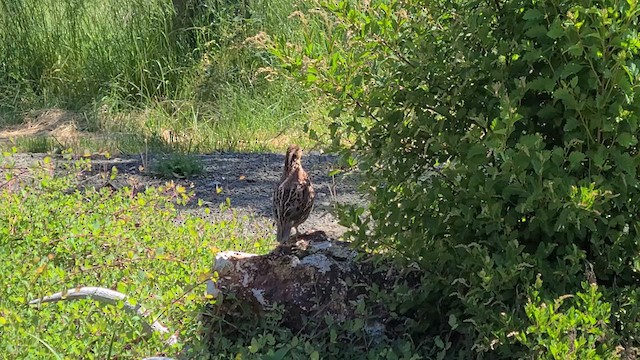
[515,277,617,359]
[151,153,204,179]
[202,284,427,360]
[20,136,55,153]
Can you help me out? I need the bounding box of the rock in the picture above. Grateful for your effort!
[206,231,420,336]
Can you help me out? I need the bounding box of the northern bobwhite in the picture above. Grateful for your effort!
[273,144,315,243]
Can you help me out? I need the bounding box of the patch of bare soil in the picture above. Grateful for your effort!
[3,151,365,241]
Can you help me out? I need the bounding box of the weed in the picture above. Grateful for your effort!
[18,136,56,153]
[151,153,205,179]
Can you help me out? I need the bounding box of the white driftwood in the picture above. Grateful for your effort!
[29,286,179,346]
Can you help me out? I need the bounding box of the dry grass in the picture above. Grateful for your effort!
[0,109,88,140]
[0,106,326,155]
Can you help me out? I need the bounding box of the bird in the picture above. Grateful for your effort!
[273,144,315,243]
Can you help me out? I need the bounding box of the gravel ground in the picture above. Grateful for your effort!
[2,151,366,240]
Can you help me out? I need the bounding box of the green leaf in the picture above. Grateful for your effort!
[566,43,584,57]
[563,117,580,132]
[592,146,608,169]
[523,9,544,20]
[522,48,543,62]
[435,336,444,349]
[448,314,458,330]
[328,106,342,118]
[553,87,577,108]
[519,134,542,150]
[560,63,583,78]
[271,346,290,360]
[525,25,548,38]
[614,152,634,172]
[249,337,260,353]
[116,282,127,294]
[617,132,637,148]
[546,21,565,39]
[352,318,364,331]
[568,151,585,169]
[467,143,487,159]
[528,77,555,92]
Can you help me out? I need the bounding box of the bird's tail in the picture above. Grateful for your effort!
[276,223,292,243]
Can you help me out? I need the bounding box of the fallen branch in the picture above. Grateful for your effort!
[29,287,179,348]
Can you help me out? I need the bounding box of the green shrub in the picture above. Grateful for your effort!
[516,277,617,359]
[272,0,640,357]
[203,309,425,360]
[0,152,265,358]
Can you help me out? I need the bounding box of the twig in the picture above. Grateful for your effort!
[373,34,416,68]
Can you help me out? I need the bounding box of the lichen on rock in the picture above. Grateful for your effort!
[205,231,421,337]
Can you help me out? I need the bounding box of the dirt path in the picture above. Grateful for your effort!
[3,151,365,241]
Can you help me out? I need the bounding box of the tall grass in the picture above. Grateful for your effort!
[0,0,181,105]
[0,0,327,153]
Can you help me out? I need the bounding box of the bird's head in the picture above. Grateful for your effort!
[284,144,303,174]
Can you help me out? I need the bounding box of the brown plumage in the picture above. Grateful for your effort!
[273,144,315,243]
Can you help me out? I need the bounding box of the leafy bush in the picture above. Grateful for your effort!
[272,0,640,357]
[0,151,266,358]
[516,277,616,359]
[203,306,426,360]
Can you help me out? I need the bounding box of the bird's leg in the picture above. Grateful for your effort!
[277,223,292,243]
[293,226,300,239]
